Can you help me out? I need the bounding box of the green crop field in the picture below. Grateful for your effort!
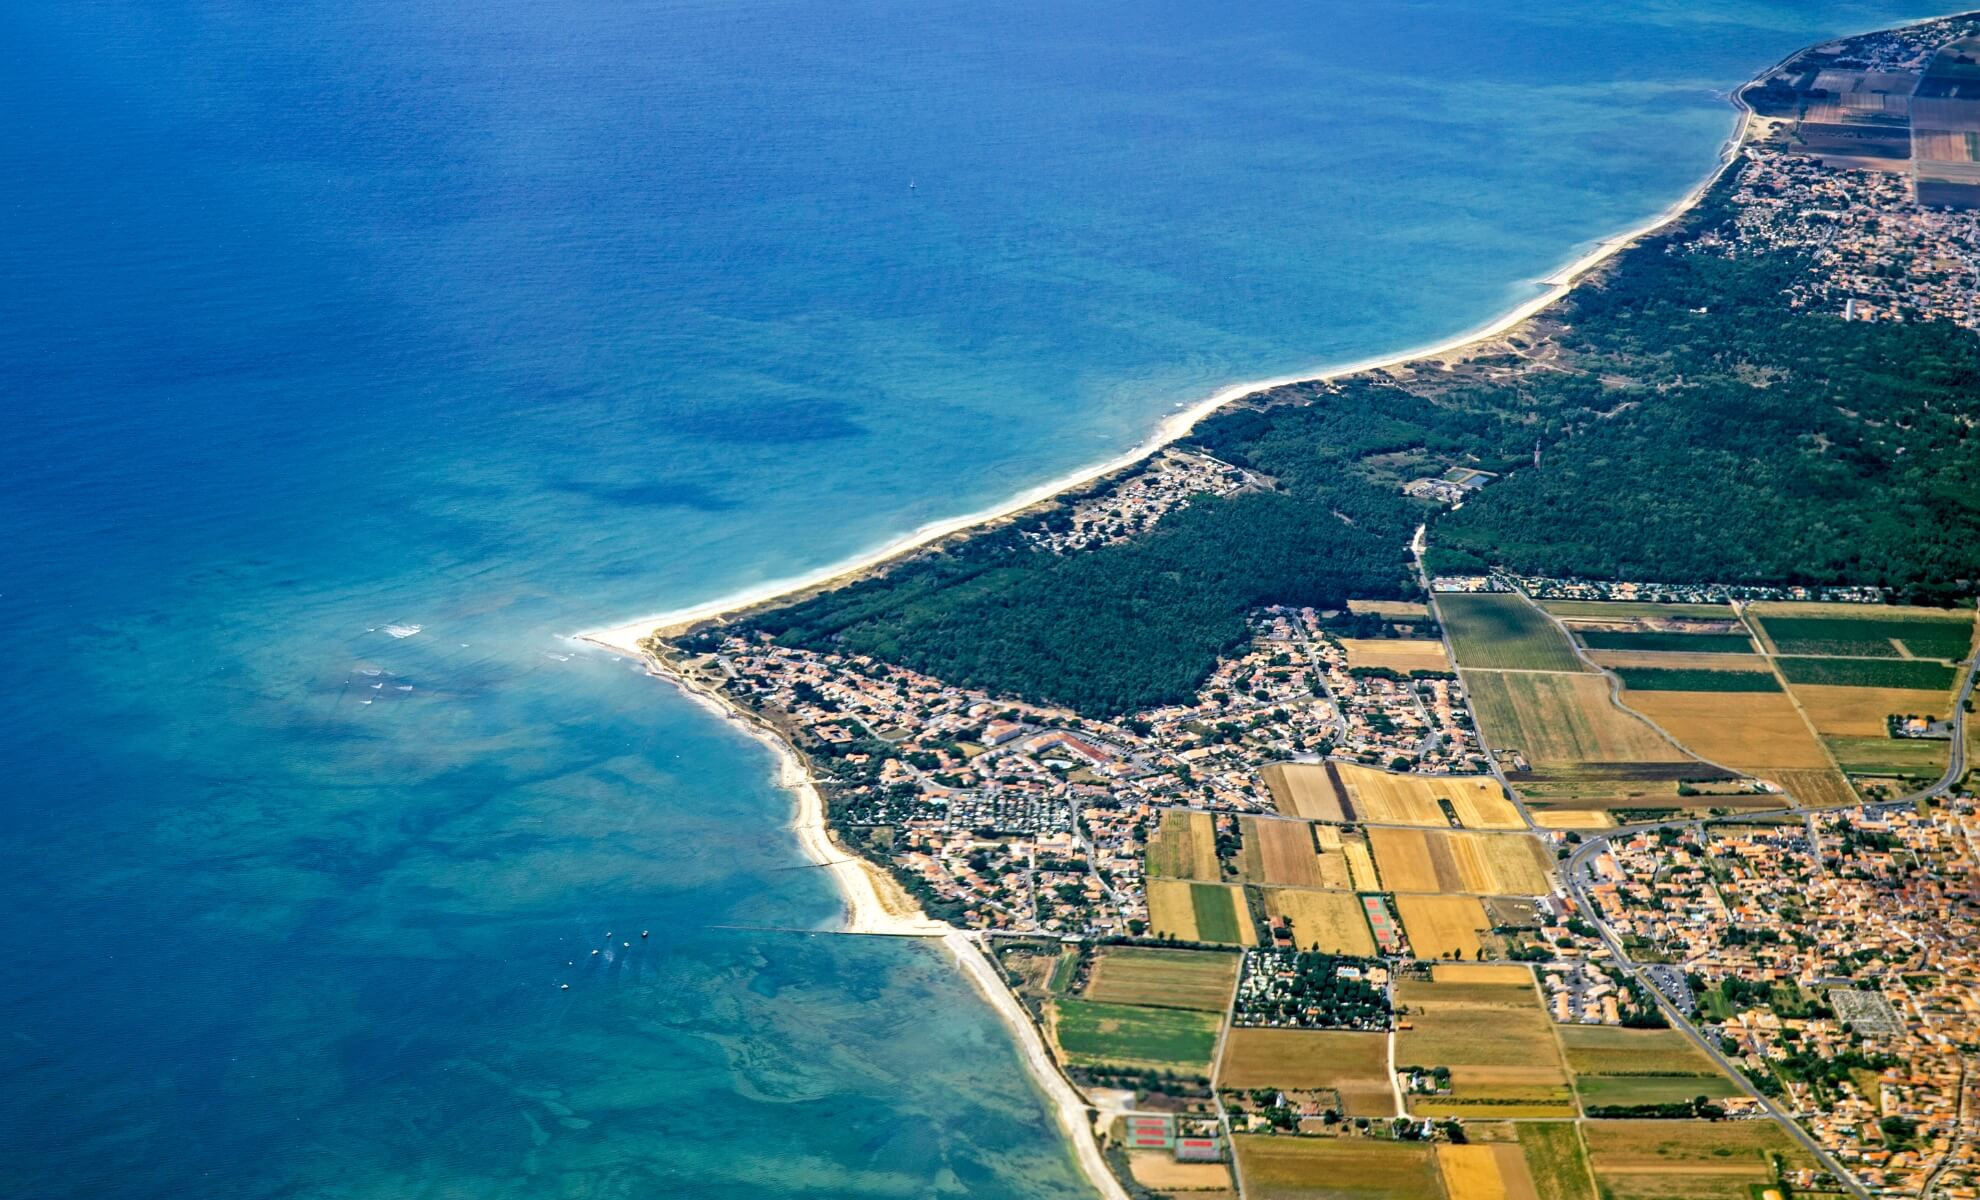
[1826,736,1948,778]
[1050,998,1221,1072]
[1191,882,1246,943]
[1576,1074,1743,1107]
[1576,630,1754,654]
[1438,593,1587,672]
[1541,601,1732,620]
[1613,667,1781,692]
[1757,612,1974,661]
[1777,657,1958,690]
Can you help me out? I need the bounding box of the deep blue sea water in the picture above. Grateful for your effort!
[0,2,1942,1196]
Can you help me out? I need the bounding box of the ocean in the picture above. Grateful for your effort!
[0,1,1938,1195]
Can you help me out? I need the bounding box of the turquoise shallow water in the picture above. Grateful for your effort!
[0,1,1941,1196]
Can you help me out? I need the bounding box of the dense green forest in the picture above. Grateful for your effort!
[700,160,1980,716]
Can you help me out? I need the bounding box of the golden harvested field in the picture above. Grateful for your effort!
[1083,947,1238,1011]
[1334,763,1524,829]
[1263,887,1378,956]
[1438,1143,1541,1200]
[1126,1153,1232,1193]
[1583,1120,1811,1200]
[1770,767,1862,809]
[1248,817,1329,886]
[1396,975,1571,1115]
[1261,762,1350,821]
[1467,671,1688,766]
[1343,839,1380,890]
[1341,637,1450,673]
[1218,1029,1396,1115]
[1148,808,1222,880]
[1368,827,1553,895]
[1792,683,1954,737]
[1395,894,1491,960]
[1147,879,1200,941]
[1620,690,1832,770]
[1236,1137,1445,1200]
[1432,963,1534,985]
[1529,809,1613,830]
[1350,599,1431,618]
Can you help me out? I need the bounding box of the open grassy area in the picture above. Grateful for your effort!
[1826,735,1949,778]
[1440,593,1588,673]
[1395,974,1572,1116]
[1235,1137,1445,1200]
[1050,998,1221,1073]
[1262,887,1378,956]
[1541,601,1731,620]
[1751,606,1975,661]
[1517,1122,1595,1200]
[1467,670,1691,767]
[1148,808,1222,880]
[1776,656,1962,690]
[1582,1119,1810,1200]
[1218,1029,1395,1115]
[1082,946,1238,1011]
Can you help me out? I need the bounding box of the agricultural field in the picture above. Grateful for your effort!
[1466,670,1692,769]
[1234,1137,1445,1200]
[1049,998,1222,1073]
[1540,601,1731,620]
[1367,827,1553,895]
[1775,656,1959,690]
[1394,894,1493,961]
[1557,1027,1740,1109]
[1750,604,1975,660]
[1395,973,1573,1117]
[1437,1143,1543,1200]
[1241,816,1348,888]
[1262,887,1378,956]
[1148,879,1257,945]
[1581,1119,1811,1200]
[1340,637,1451,673]
[1825,735,1949,779]
[1262,762,1351,821]
[1609,667,1780,692]
[1148,808,1222,880]
[1439,594,1588,673]
[1125,1153,1233,1196]
[1575,630,1755,654]
[1341,836,1381,890]
[1617,687,1838,791]
[1217,1029,1396,1115]
[1514,1122,1596,1200]
[1792,683,1956,737]
[1333,763,1525,830]
[1082,946,1238,1011]
[1349,598,1431,619]
[1586,649,1774,673]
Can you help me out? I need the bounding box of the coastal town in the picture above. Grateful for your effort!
[615,14,1980,1200]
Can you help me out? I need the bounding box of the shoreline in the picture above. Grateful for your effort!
[579,93,1750,658]
[605,641,1126,1197]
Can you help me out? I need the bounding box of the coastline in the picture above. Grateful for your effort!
[570,26,1884,1196]
[580,91,1751,659]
